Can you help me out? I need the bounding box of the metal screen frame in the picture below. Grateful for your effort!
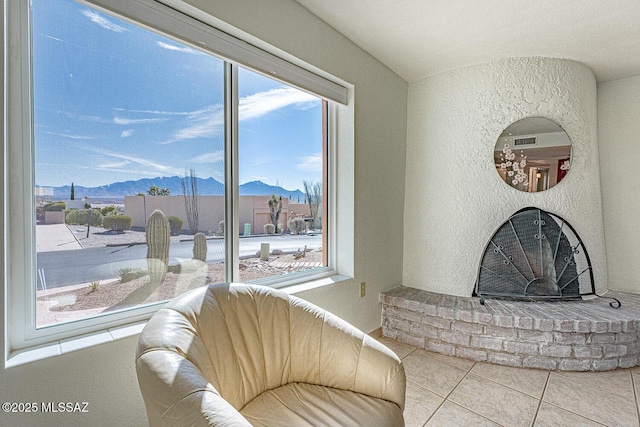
[474,207,597,303]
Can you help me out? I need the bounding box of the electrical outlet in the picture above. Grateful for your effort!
[360,282,366,298]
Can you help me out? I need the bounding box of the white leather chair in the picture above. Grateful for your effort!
[136,283,406,426]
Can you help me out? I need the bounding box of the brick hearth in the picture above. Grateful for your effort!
[380,286,640,371]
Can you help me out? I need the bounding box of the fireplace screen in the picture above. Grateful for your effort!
[474,207,596,303]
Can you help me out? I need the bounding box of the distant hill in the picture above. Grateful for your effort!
[40,176,307,201]
[239,180,306,202]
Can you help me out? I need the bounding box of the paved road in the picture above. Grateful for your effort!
[36,234,321,290]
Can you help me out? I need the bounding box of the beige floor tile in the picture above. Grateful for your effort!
[402,350,468,397]
[534,402,605,427]
[426,401,501,427]
[554,369,634,400]
[470,362,549,398]
[369,328,383,339]
[377,337,417,359]
[403,380,445,427]
[543,373,638,427]
[448,373,539,427]
[420,349,475,371]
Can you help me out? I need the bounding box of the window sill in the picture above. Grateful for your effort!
[5,274,350,368]
[281,274,351,295]
[5,322,146,368]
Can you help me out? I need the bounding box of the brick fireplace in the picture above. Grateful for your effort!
[380,286,640,371]
[392,58,627,370]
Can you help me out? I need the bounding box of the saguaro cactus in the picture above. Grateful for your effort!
[146,209,170,284]
[193,232,207,262]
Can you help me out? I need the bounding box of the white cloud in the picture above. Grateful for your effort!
[156,87,318,145]
[189,151,224,164]
[113,107,205,116]
[97,160,130,169]
[239,87,319,121]
[296,153,323,172]
[156,41,200,55]
[83,146,184,177]
[43,131,95,140]
[160,105,224,144]
[120,130,134,138]
[85,165,165,179]
[82,10,128,33]
[114,116,169,125]
[78,114,113,124]
[112,106,225,145]
[41,34,64,42]
[172,116,222,140]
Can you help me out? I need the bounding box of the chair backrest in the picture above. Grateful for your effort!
[136,283,405,419]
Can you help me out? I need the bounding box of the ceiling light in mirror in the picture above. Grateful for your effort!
[494,117,571,192]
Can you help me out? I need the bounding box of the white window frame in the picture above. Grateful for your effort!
[4,0,354,366]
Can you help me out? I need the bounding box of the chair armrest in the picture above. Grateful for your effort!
[354,334,406,409]
[136,350,251,427]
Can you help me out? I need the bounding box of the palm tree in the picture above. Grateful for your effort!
[147,185,170,196]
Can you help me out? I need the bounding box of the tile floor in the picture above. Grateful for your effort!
[376,335,640,427]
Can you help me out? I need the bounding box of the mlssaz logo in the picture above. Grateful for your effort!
[41,402,89,413]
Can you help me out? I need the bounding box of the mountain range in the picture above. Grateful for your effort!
[40,176,308,202]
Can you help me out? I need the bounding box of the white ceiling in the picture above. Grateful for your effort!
[295,0,640,83]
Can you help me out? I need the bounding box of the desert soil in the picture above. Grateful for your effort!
[39,242,323,313]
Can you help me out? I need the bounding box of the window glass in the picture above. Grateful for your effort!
[237,68,327,283]
[33,0,225,327]
[30,0,330,329]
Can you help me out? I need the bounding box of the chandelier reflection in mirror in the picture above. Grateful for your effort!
[494,118,572,192]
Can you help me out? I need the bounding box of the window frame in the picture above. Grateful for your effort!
[5,0,352,365]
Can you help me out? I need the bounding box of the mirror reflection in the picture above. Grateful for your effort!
[494,117,571,192]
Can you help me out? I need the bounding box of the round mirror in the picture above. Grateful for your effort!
[494,117,571,192]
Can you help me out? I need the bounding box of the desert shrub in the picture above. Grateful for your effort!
[118,267,133,279]
[43,201,66,211]
[101,205,118,216]
[263,223,276,234]
[288,217,307,235]
[88,281,100,292]
[118,267,144,283]
[103,215,132,232]
[65,208,103,226]
[167,216,184,235]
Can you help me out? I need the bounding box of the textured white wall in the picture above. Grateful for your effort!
[403,57,607,296]
[598,75,640,294]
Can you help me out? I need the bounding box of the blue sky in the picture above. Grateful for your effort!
[33,0,323,193]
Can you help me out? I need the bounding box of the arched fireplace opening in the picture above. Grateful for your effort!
[474,207,620,307]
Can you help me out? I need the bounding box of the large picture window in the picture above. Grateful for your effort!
[7,0,346,355]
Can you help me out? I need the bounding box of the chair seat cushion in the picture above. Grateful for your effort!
[240,382,404,427]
